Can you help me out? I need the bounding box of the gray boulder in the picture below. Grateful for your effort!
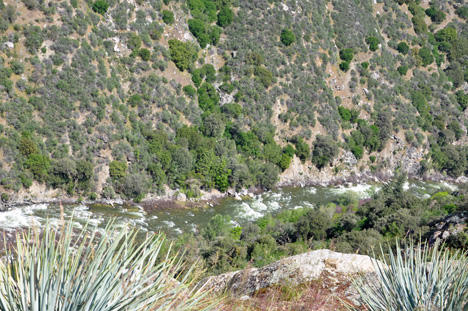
[201,249,381,296]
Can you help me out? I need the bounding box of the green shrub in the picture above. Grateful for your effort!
[339,61,350,72]
[339,48,354,62]
[109,160,127,179]
[280,29,295,46]
[10,60,24,75]
[217,6,233,28]
[183,85,197,98]
[168,39,198,71]
[312,135,339,169]
[397,65,408,75]
[397,42,409,55]
[162,10,175,24]
[365,36,379,51]
[456,6,468,20]
[139,48,151,61]
[92,0,108,15]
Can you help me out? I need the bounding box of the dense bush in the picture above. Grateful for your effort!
[92,0,108,15]
[280,29,295,46]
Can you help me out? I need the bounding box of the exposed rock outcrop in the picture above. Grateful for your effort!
[429,212,468,245]
[201,249,381,297]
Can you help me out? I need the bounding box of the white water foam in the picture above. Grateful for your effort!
[0,208,41,229]
[238,202,263,220]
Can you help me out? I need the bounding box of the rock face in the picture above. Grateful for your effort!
[201,249,380,296]
[429,212,468,245]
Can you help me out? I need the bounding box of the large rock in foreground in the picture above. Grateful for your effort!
[201,249,380,296]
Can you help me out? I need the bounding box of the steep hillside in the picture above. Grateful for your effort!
[0,0,466,202]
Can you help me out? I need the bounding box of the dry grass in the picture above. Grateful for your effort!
[221,273,366,311]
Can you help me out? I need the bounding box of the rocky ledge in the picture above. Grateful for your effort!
[201,249,382,304]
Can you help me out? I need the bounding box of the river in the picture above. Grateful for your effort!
[0,181,457,236]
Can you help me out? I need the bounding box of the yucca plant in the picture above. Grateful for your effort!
[0,220,219,311]
[350,240,468,311]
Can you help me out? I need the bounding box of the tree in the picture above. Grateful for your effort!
[292,136,310,163]
[92,0,108,15]
[25,154,50,182]
[339,61,350,72]
[19,136,38,157]
[128,94,143,107]
[203,114,225,137]
[168,39,198,71]
[397,65,408,75]
[213,158,231,192]
[254,66,273,87]
[217,7,233,27]
[397,42,409,55]
[339,48,354,62]
[280,29,295,46]
[365,36,379,52]
[258,163,279,190]
[294,209,331,241]
[109,161,127,180]
[162,10,175,24]
[127,33,142,50]
[197,82,219,111]
[456,6,468,20]
[419,47,434,66]
[139,48,151,61]
[425,7,445,23]
[312,136,339,169]
[435,27,457,43]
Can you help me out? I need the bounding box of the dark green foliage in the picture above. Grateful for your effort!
[92,0,108,15]
[168,39,198,71]
[109,161,127,180]
[435,27,457,43]
[425,7,446,24]
[339,48,354,62]
[397,65,408,75]
[10,60,24,75]
[456,91,468,111]
[217,6,233,28]
[456,6,468,20]
[339,61,350,72]
[338,106,352,121]
[25,154,50,182]
[254,66,273,87]
[280,29,295,46]
[197,82,219,111]
[139,48,151,61]
[295,209,331,241]
[183,85,197,98]
[419,47,434,66]
[128,94,143,107]
[19,136,38,157]
[397,41,409,55]
[162,10,175,24]
[312,136,339,169]
[292,136,310,163]
[365,36,379,51]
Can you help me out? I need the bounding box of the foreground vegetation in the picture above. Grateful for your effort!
[352,240,468,311]
[0,220,218,311]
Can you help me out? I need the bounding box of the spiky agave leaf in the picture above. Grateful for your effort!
[349,240,468,311]
[0,220,220,311]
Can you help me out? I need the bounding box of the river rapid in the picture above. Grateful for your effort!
[0,181,457,236]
